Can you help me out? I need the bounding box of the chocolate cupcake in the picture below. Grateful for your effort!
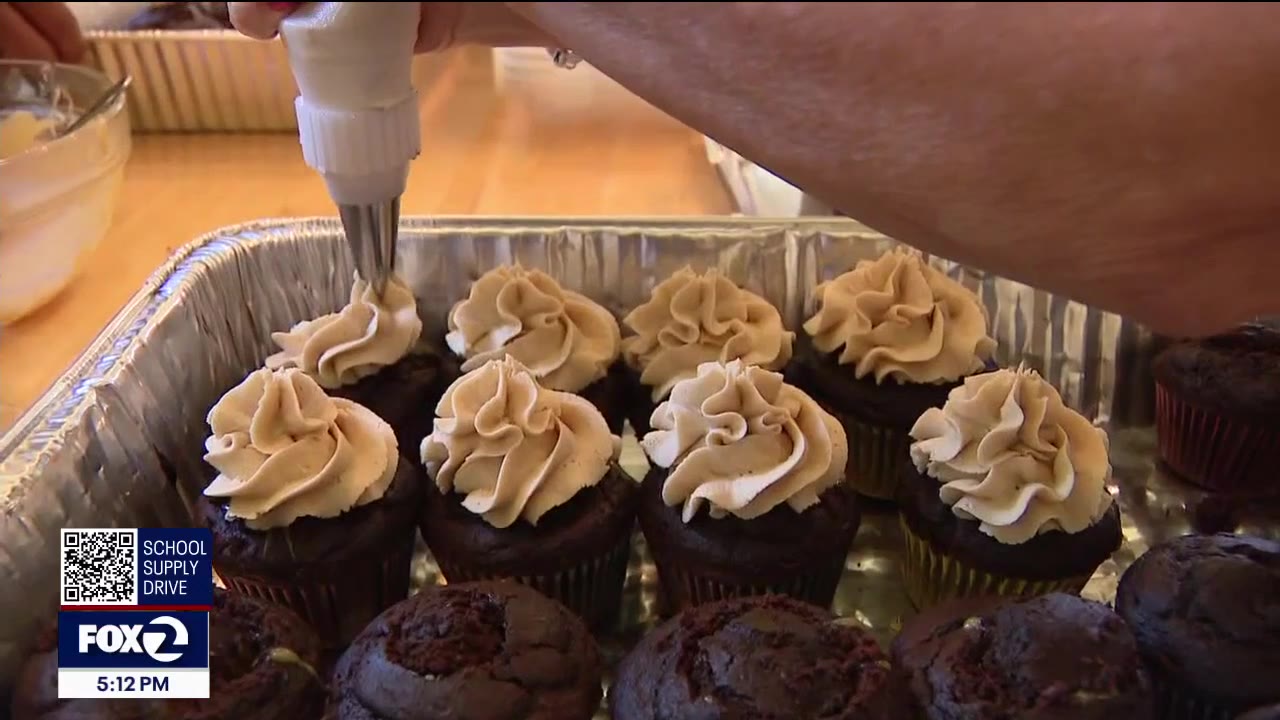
[638,359,858,612]
[1151,324,1280,496]
[266,272,453,455]
[444,264,626,434]
[891,593,1155,719]
[621,265,793,436]
[331,580,603,720]
[419,356,637,631]
[797,247,998,500]
[12,588,326,719]
[199,367,424,648]
[610,594,898,719]
[1115,533,1280,720]
[900,365,1121,609]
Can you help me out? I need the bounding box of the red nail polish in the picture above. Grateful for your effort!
[266,2,299,11]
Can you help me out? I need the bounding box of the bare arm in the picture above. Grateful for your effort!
[509,2,1280,337]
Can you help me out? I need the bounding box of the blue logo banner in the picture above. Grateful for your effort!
[57,611,209,670]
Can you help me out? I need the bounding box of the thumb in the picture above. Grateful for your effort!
[227,2,303,40]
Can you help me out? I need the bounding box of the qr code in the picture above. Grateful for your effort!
[61,529,138,605]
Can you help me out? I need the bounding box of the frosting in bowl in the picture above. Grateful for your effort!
[203,367,399,530]
[266,273,423,389]
[641,360,848,522]
[802,247,996,385]
[908,365,1113,545]
[421,356,621,529]
[0,110,58,160]
[622,266,794,402]
[445,265,621,393]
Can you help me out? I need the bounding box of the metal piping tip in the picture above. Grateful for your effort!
[339,199,399,297]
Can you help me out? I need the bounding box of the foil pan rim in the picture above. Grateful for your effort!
[0,215,873,486]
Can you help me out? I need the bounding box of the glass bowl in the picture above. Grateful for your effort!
[0,60,131,324]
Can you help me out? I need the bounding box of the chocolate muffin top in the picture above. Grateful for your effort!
[330,581,602,720]
[891,593,1154,720]
[1151,324,1280,420]
[11,589,325,720]
[610,595,896,720]
[1115,533,1280,707]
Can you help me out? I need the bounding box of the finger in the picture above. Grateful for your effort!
[13,1,86,63]
[228,2,300,40]
[415,2,462,54]
[0,3,57,61]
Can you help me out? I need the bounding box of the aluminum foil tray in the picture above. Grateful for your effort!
[2,216,1274,707]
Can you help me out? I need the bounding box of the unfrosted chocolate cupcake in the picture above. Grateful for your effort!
[1115,533,1280,720]
[1152,324,1280,496]
[621,265,793,436]
[638,360,858,612]
[611,594,898,719]
[330,580,603,720]
[891,593,1154,719]
[444,264,626,434]
[900,366,1121,609]
[796,247,998,500]
[11,588,326,720]
[266,272,454,455]
[200,367,424,648]
[419,356,637,631]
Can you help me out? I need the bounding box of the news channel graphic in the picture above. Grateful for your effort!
[57,528,214,699]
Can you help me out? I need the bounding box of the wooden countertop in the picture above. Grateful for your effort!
[0,47,733,433]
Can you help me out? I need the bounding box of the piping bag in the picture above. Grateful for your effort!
[279,2,422,296]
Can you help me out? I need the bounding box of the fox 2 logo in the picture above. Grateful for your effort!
[58,612,209,670]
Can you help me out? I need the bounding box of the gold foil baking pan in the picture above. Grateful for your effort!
[2,216,1275,706]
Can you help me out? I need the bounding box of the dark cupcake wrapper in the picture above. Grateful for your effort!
[1155,382,1280,495]
[900,516,1092,610]
[217,531,415,650]
[432,531,633,633]
[1149,668,1248,720]
[838,410,910,501]
[649,546,847,614]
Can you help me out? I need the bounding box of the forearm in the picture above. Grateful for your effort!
[509,2,1280,336]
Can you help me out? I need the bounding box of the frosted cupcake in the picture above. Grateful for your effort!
[798,247,998,500]
[621,266,793,435]
[899,365,1122,609]
[638,360,857,612]
[199,367,424,648]
[419,356,638,631]
[445,264,625,433]
[266,272,452,453]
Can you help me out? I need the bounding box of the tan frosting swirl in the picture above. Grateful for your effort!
[203,367,399,530]
[641,360,848,522]
[908,366,1113,545]
[266,273,423,389]
[622,266,794,402]
[445,265,621,393]
[421,356,621,529]
[802,247,996,385]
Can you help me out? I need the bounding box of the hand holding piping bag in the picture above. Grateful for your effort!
[228,2,553,54]
[233,1,553,297]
